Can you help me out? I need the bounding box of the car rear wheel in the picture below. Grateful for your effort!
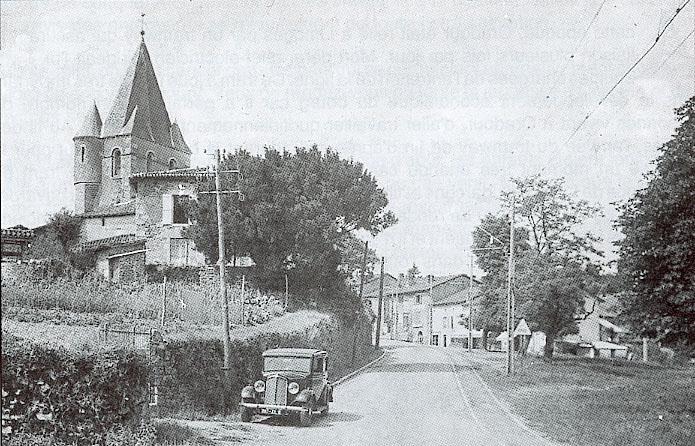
[298,403,313,427]
[240,406,253,422]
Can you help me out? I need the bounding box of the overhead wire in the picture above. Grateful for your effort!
[542,0,607,108]
[565,0,693,144]
[654,28,695,72]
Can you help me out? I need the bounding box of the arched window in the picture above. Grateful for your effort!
[112,148,121,177]
[146,152,155,172]
[80,146,85,163]
[168,158,177,170]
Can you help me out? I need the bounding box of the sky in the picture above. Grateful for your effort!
[1,0,693,276]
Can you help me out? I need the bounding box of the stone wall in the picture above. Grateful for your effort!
[135,178,205,267]
[81,215,136,242]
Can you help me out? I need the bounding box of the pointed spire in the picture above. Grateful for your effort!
[170,121,191,154]
[102,37,172,146]
[75,101,102,138]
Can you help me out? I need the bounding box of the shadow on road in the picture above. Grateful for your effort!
[368,361,454,373]
[252,411,363,428]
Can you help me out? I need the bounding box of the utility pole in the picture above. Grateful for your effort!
[506,198,516,376]
[375,256,385,349]
[468,254,474,353]
[213,149,233,393]
[352,241,369,361]
[200,148,243,410]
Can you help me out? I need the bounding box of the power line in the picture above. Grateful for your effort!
[566,0,692,144]
[655,28,695,71]
[543,1,607,106]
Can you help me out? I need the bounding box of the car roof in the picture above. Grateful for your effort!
[262,348,326,358]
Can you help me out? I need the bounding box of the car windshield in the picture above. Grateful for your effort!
[264,356,312,373]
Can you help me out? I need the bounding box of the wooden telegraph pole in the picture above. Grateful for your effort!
[199,148,243,410]
[214,149,233,386]
[375,256,385,349]
[352,241,369,362]
[506,199,516,375]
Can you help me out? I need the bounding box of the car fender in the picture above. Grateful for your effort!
[241,385,255,400]
[293,389,314,405]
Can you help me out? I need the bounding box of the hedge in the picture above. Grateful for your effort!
[1,334,150,445]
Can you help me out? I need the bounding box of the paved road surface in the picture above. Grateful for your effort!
[188,340,559,446]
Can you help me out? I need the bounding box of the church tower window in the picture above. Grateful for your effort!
[168,158,177,170]
[146,152,155,172]
[112,148,122,177]
[81,146,86,163]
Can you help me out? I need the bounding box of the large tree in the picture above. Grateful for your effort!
[473,176,604,356]
[615,96,695,352]
[186,146,396,298]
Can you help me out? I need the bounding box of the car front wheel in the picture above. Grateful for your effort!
[298,403,313,427]
[240,406,253,422]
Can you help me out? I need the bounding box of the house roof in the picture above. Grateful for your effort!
[592,341,628,350]
[79,200,135,218]
[1,227,34,240]
[101,37,174,147]
[75,234,145,252]
[361,273,398,298]
[397,274,470,295]
[262,348,325,358]
[74,101,102,138]
[129,167,214,182]
[598,318,627,334]
[432,287,479,306]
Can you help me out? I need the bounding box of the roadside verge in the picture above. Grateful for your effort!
[332,348,386,386]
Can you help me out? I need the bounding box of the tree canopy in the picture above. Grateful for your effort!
[473,175,604,356]
[615,96,695,352]
[186,146,396,299]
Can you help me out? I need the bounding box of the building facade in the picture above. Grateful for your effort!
[73,34,208,281]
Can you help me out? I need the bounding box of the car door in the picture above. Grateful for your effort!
[310,354,327,402]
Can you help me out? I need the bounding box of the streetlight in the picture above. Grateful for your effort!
[468,225,506,353]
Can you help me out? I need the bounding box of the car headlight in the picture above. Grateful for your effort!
[254,380,265,393]
[288,382,300,395]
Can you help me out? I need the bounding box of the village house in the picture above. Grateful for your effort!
[1,226,34,261]
[72,33,210,281]
[360,274,398,341]
[382,274,472,345]
[430,287,483,348]
[562,295,629,359]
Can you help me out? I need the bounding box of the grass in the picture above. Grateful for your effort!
[475,353,695,446]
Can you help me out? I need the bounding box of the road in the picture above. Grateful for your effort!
[187,340,560,446]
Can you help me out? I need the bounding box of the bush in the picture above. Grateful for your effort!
[1,334,150,445]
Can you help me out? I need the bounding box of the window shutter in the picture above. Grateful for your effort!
[162,194,173,224]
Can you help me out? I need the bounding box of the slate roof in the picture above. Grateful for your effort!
[76,234,145,252]
[74,101,102,138]
[79,201,135,218]
[102,37,174,147]
[129,167,214,182]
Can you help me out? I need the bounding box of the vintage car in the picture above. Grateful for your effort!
[239,348,333,426]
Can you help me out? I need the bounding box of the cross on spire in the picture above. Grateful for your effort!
[140,13,146,37]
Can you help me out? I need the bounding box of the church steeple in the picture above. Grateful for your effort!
[74,101,102,138]
[102,37,173,147]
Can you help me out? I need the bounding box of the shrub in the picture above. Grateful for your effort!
[1,334,150,445]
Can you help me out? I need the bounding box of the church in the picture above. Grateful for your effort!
[73,33,209,282]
